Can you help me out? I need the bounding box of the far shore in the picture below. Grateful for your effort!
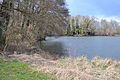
[66,34,120,37]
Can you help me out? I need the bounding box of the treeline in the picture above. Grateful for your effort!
[67,15,120,36]
[0,0,68,52]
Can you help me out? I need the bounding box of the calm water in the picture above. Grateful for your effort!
[41,36,120,60]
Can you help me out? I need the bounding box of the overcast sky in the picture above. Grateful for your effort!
[66,0,120,21]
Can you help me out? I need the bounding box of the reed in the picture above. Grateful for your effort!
[10,54,120,80]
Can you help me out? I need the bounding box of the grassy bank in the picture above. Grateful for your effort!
[0,57,57,80]
[9,54,120,80]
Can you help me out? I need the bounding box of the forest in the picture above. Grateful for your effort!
[67,15,120,36]
[0,0,68,52]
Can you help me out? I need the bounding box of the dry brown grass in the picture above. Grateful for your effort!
[9,54,120,80]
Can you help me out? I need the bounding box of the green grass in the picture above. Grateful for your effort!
[0,57,57,80]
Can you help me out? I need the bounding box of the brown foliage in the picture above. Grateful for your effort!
[0,0,69,51]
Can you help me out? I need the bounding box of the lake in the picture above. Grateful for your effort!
[41,36,120,60]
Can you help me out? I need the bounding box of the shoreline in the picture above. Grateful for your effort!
[8,53,120,80]
[66,34,120,37]
[48,35,120,38]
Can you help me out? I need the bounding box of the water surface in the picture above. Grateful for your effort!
[41,36,120,60]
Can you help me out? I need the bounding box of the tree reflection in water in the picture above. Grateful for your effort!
[41,41,68,57]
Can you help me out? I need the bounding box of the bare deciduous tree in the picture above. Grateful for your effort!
[0,0,69,52]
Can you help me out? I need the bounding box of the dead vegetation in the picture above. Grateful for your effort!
[0,0,69,52]
[9,54,120,80]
